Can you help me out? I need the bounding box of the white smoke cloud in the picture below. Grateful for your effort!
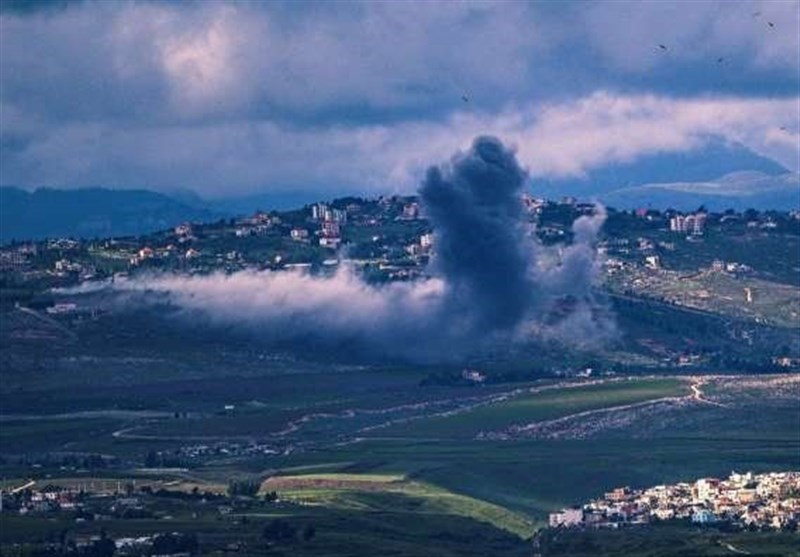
[111,267,457,357]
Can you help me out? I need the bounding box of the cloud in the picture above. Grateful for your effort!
[102,137,613,361]
[1,1,798,196]
[0,1,543,123]
[519,92,800,178]
[581,0,800,74]
[114,266,452,357]
[2,1,796,123]
[2,92,796,196]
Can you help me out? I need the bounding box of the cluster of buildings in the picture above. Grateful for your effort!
[461,368,487,383]
[404,232,434,258]
[169,441,282,460]
[772,356,800,369]
[2,481,81,514]
[401,202,420,219]
[2,199,797,299]
[129,244,201,266]
[308,202,348,249]
[669,212,707,235]
[233,211,279,237]
[549,471,800,531]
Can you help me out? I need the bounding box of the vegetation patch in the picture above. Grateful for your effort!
[264,472,535,539]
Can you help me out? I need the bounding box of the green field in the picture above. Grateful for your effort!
[1,368,798,556]
[373,378,685,439]
[0,511,531,557]
[262,472,534,537]
[536,524,800,556]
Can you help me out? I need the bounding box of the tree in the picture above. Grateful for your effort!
[262,519,297,544]
[228,479,260,497]
[263,490,278,503]
[151,533,198,556]
[144,450,158,468]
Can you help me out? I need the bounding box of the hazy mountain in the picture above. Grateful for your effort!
[0,187,224,242]
[530,141,789,205]
[601,171,800,211]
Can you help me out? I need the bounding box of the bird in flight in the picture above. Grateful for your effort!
[462,93,469,103]
[717,57,725,64]
[767,21,775,28]
[658,44,668,51]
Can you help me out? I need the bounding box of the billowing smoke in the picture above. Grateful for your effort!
[420,136,534,332]
[105,136,614,360]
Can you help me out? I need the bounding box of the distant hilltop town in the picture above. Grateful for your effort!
[549,471,800,532]
[2,197,799,373]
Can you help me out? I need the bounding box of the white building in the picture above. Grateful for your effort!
[670,213,707,235]
[174,223,193,237]
[420,233,434,249]
[695,478,720,502]
[290,228,309,241]
[549,508,583,528]
[319,237,341,249]
[645,255,661,269]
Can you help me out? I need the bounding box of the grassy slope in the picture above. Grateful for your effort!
[0,504,531,557]
[373,378,686,439]
[2,375,799,555]
[262,473,534,538]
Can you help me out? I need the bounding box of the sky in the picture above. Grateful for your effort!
[1,0,798,199]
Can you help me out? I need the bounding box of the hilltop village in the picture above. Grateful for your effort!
[2,195,799,375]
[2,194,798,299]
[0,476,304,556]
[0,195,800,364]
[3,469,799,556]
[549,471,800,531]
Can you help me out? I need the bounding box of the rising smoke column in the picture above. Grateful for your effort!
[420,136,536,332]
[99,135,614,360]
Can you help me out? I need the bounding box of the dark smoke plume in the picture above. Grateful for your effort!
[98,136,613,360]
[421,136,534,332]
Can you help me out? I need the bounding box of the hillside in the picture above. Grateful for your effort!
[529,141,792,209]
[0,187,223,242]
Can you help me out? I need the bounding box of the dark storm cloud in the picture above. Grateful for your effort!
[1,0,797,196]
[0,0,82,15]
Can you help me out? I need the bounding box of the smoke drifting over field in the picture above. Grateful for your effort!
[110,136,613,360]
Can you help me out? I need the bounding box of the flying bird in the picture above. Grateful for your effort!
[462,93,469,103]
[767,21,775,28]
[658,44,668,51]
[717,57,725,64]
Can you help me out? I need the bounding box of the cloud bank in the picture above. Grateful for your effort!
[2,93,796,196]
[107,137,613,361]
[1,1,798,196]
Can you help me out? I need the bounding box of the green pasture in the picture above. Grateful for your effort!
[372,378,686,439]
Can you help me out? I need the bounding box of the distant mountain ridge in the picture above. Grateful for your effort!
[3,154,798,244]
[0,187,224,242]
[530,141,791,209]
[601,171,800,211]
